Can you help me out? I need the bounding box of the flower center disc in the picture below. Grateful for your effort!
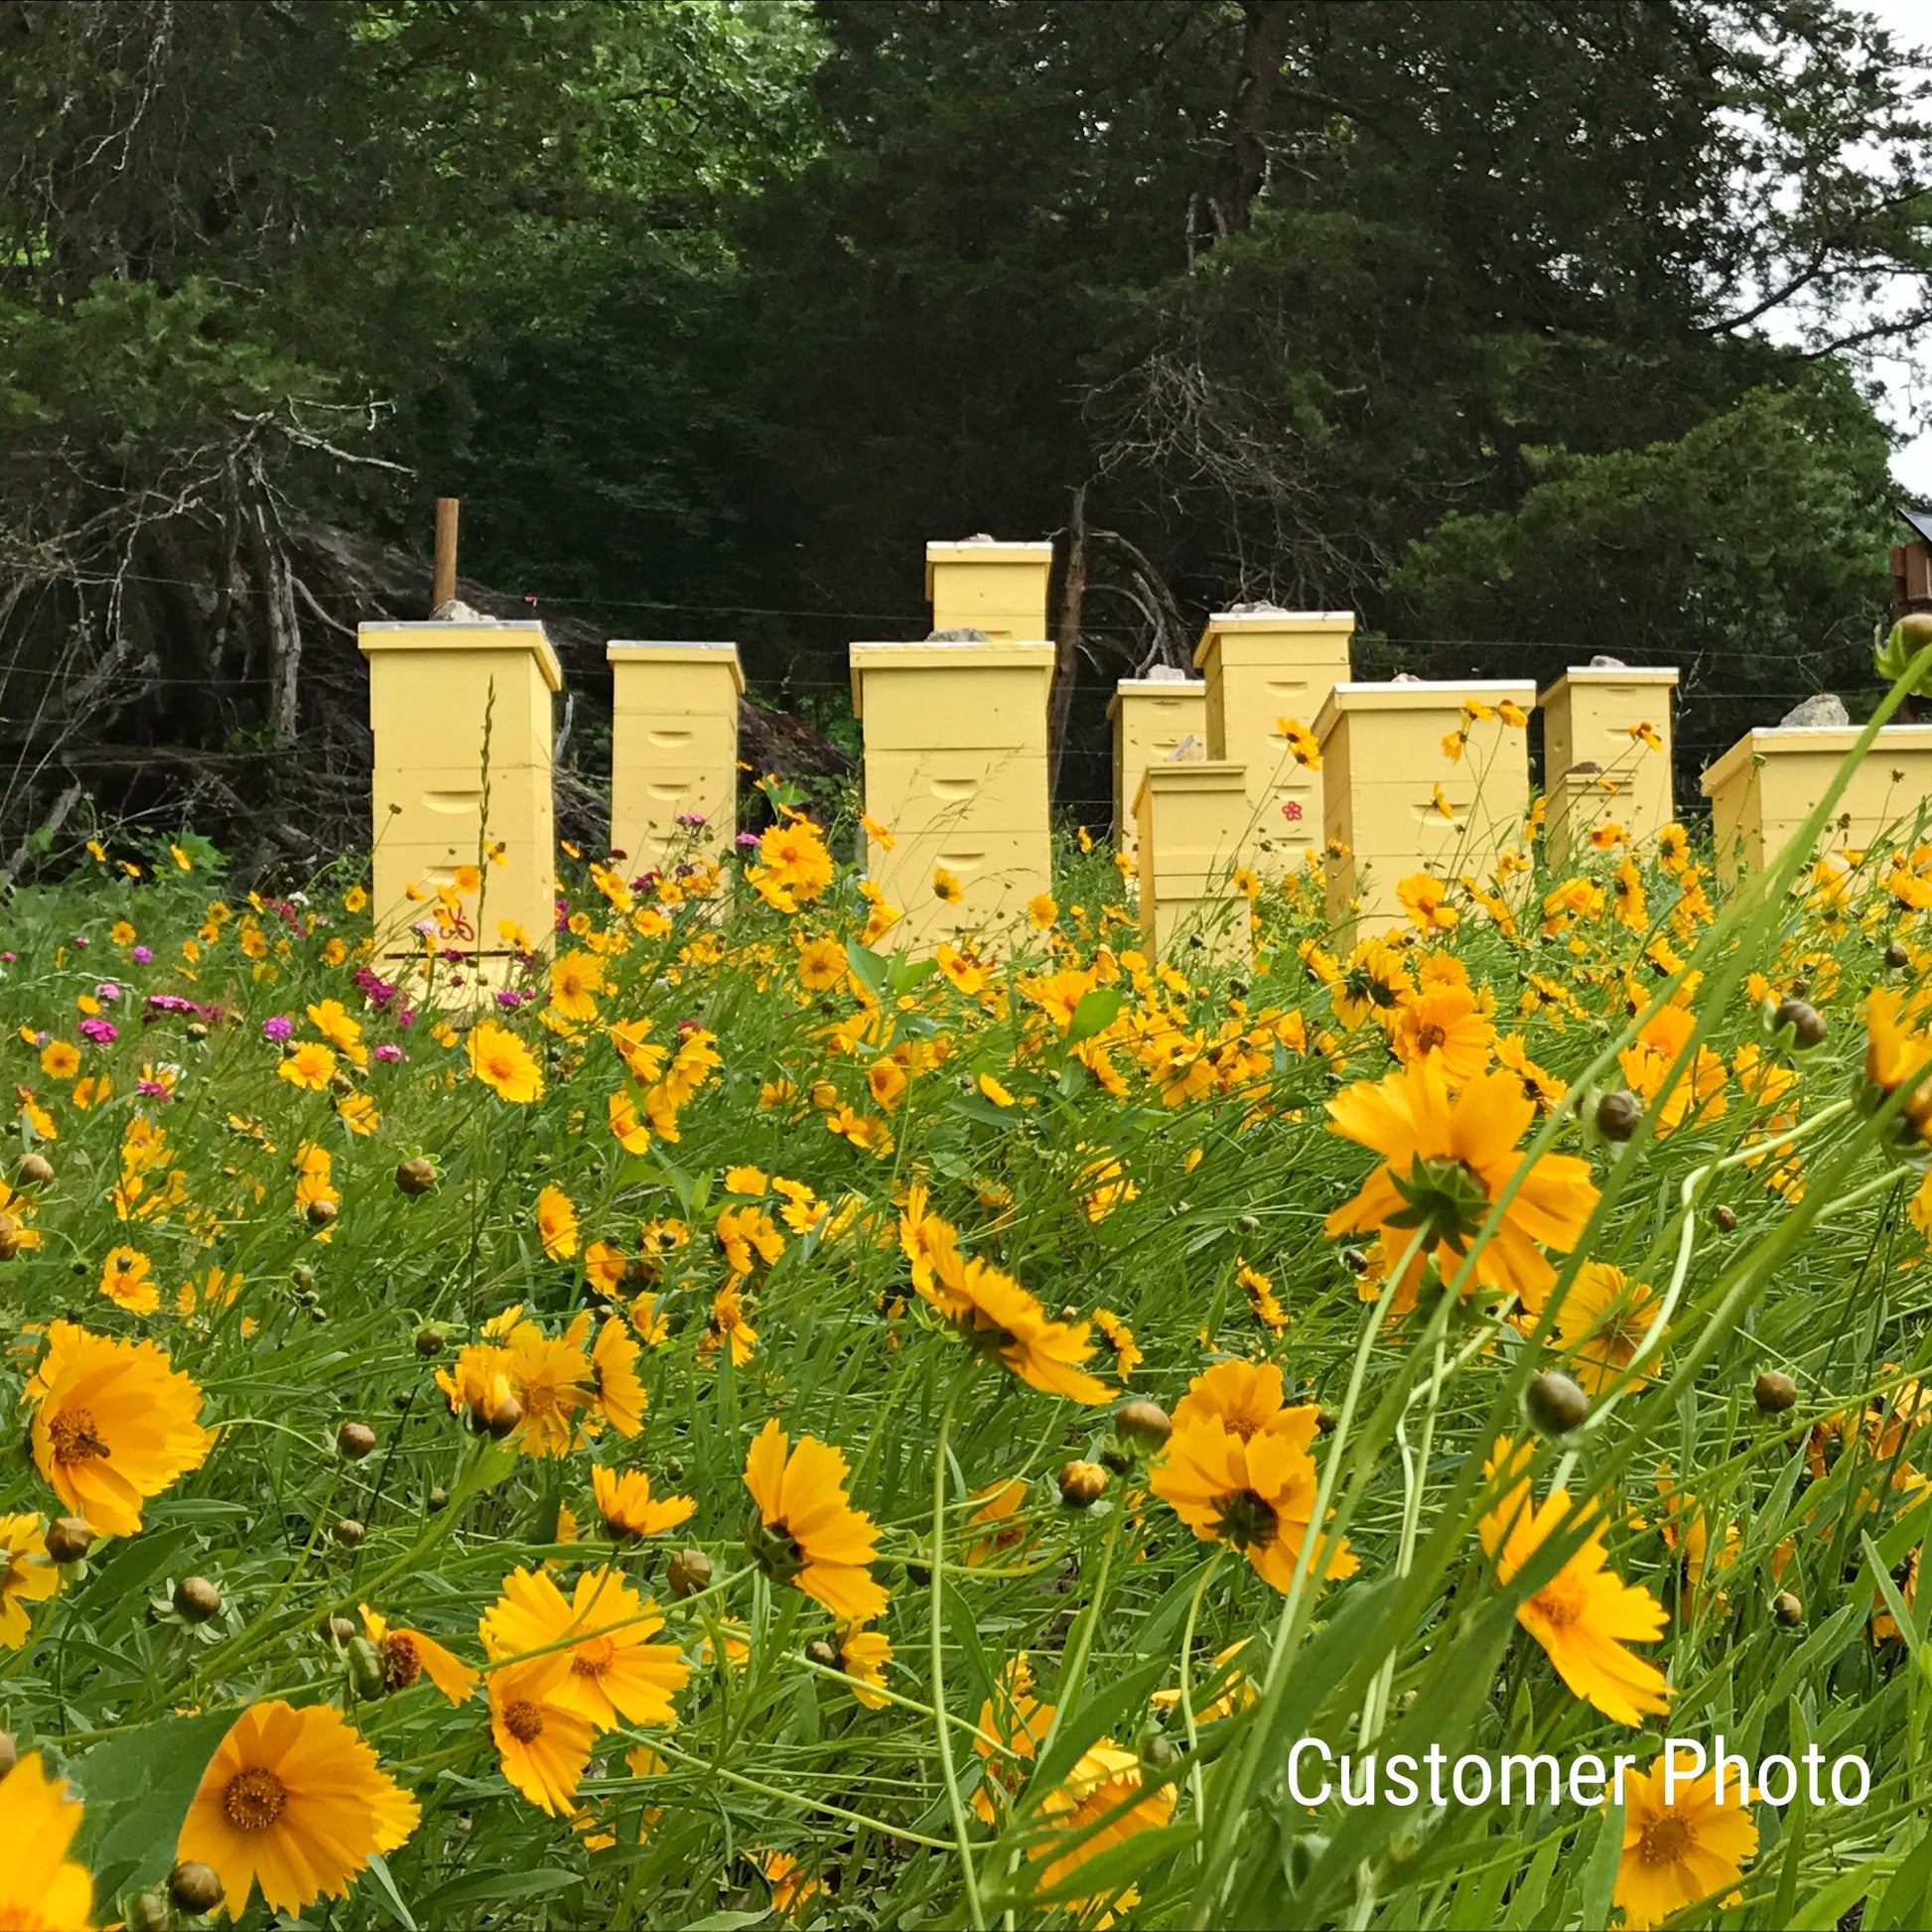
[223,1766,289,1831]
[572,1635,617,1679]
[502,1698,545,1743]
[381,1632,422,1690]
[1641,1816,1691,1864]
[49,1407,110,1464]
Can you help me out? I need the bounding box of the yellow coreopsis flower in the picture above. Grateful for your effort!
[467,1020,544,1103]
[0,1512,60,1648]
[743,1419,888,1622]
[0,1750,94,1929]
[536,1183,579,1260]
[1478,1443,1671,1726]
[25,1321,213,1537]
[277,1040,338,1091]
[592,1464,697,1539]
[177,1701,419,1920]
[1613,1760,1756,1929]
[355,1603,479,1704]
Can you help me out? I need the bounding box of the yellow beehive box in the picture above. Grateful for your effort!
[1539,665,1679,862]
[1194,611,1354,867]
[607,641,744,874]
[1108,674,1206,860]
[924,538,1054,641]
[1317,679,1537,935]
[1700,725,1932,882]
[850,639,1055,948]
[1134,760,1249,963]
[358,621,561,977]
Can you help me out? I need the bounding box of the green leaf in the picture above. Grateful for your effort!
[1065,986,1124,1044]
[843,940,889,1001]
[364,1852,420,1931]
[69,1708,237,1905]
[1579,1796,1624,1932]
[419,1866,582,1913]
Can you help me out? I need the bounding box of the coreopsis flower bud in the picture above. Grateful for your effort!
[1772,998,1827,1049]
[171,1862,224,1914]
[805,1638,839,1668]
[1887,941,1911,970]
[1116,1400,1173,1450]
[414,1324,447,1357]
[1713,1204,1737,1232]
[0,1214,22,1262]
[338,1421,377,1460]
[667,1548,713,1597]
[1753,1370,1797,1414]
[174,1576,222,1622]
[1525,1369,1589,1437]
[426,1487,450,1513]
[320,1614,357,1644]
[1100,1446,1134,1475]
[291,1264,316,1292]
[17,1152,53,1187]
[395,1155,437,1195]
[305,1197,337,1227]
[45,1516,93,1564]
[124,1890,171,1932]
[1139,1730,1178,1774]
[483,1394,522,1442]
[1059,1459,1110,1507]
[334,1517,366,1547]
[1774,1589,1805,1627]
[0,1730,16,1777]
[347,1635,388,1699]
[1594,1089,1643,1142]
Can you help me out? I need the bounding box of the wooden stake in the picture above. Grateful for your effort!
[432,497,460,613]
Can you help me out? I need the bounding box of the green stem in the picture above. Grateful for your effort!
[930,1379,987,1930]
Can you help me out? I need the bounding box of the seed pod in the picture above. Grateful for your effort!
[337,1421,377,1460]
[1774,1589,1805,1627]
[805,1638,839,1669]
[171,1861,223,1914]
[17,1152,54,1187]
[395,1156,437,1196]
[0,1730,16,1777]
[1058,1459,1110,1507]
[1712,1204,1737,1232]
[1754,1370,1798,1414]
[667,1548,712,1597]
[0,1214,21,1262]
[414,1324,446,1357]
[426,1486,450,1513]
[1594,1089,1643,1142]
[305,1197,337,1227]
[483,1394,522,1442]
[174,1576,222,1622]
[347,1634,387,1699]
[124,1890,171,1932]
[1237,1212,1260,1232]
[291,1265,316,1292]
[334,1517,365,1547]
[1115,1399,1173,1450]
[1525,1369,1589,1437]
[320,1613,357,1644]
[45,1516,93,1565]
[1773,998,1827,1049]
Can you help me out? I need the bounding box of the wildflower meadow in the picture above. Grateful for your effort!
[7,690,1932,1931]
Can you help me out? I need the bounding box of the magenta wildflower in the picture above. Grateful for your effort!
[262,1015,295,1042]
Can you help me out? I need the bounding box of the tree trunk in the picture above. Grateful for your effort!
[1191,0,1293,257]
[1049,483,1088,795]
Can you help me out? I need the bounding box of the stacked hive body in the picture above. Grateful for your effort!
[1701,726,1932,882]
[923,539,1055,641]
[1109,673,1206,862]
[607,641,743,874]
[1317,680,1537,935]
[1134,761,1249,963]
[1194,611,1354,870]
[853,540,1055,950]
[357,621,561,980]
[1539,666,1680,864]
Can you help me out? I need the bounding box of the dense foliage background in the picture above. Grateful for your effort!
[2,0,1930,847]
